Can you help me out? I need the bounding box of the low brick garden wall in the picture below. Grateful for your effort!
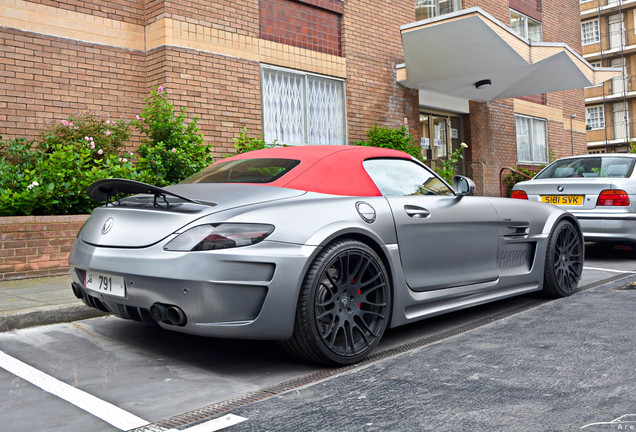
[0,215,89,280]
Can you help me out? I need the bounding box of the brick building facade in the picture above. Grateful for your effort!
[0,0,592,196]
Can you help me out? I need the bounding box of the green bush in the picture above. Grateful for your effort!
[0,136,137,216]
[38,111,130,156]
[232,127,279,154]
[503,166,537,197]
[132,85,213,186]
[353,124,422,160]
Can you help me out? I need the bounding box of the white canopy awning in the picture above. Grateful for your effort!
[397,7,620,102]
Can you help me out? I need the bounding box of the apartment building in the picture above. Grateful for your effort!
[581,0,636,153]
[0,0,613,196]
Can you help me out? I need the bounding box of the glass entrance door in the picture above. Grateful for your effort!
[420,112,464,174]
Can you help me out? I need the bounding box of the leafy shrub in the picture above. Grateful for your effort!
[132,85,213,186]
[232,127,278,154]
[502,166,537,197]
[435,143,468,183]
[354,124,422,160]
[38,111,130,156]
[0,136,137,215]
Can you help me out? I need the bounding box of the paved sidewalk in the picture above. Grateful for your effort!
[0,274,107,332]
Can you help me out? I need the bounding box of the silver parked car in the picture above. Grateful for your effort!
[69,145,583,365]
[512,153,636,243]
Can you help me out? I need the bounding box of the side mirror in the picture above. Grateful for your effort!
[453,175,476,196]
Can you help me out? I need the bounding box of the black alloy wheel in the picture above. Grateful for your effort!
[282,239,391,365]
[543,219,583,298]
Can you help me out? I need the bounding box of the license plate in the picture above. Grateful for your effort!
[541,195,583,206]
[84,271,126,297]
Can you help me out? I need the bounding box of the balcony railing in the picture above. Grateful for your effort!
[585,75,636,99]
[582,26,636,56]
[587,118,633,142]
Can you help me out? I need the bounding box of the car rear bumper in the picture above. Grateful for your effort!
[68,237,317,339]
[572,213,636,242]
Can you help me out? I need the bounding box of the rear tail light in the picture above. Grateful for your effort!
[596,190,630,207]
[164,223,275,251]
[511,190,528,200]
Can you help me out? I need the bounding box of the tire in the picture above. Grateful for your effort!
[281,239,391,366]
[542,219,583,298]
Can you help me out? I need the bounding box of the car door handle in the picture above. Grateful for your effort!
[404,205,430,218]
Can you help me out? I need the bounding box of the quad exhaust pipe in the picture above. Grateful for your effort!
[150,303,187,326]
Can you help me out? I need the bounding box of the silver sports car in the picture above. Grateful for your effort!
[69,145,583,365]
[512,153,636,243]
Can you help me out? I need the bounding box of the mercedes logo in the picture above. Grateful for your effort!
[101,217,114,235]
[557,185,564,192]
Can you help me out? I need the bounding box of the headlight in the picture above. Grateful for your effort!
[164,223,275,251]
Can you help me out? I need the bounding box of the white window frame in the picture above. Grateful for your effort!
[515,115,548,164]
[510,9,542,42]
[260,65,347,146]
[582,19,600,45]
[415,0,461,20]
[586,106,605,130]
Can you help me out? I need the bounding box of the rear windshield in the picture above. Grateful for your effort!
[181,158,300,184]
[535,157,635,179]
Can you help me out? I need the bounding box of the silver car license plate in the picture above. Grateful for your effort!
[85,271,125,297]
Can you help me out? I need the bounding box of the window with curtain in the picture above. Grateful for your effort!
[515,115,548,164]
[261,66,346,146]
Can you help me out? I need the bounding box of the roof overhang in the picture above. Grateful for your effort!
[398,7,620,103]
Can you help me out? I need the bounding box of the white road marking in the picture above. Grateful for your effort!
[583,266,636,274]
[165,414,248,432]
[0,349,148,430]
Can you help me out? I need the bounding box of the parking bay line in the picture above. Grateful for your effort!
[0,349,148,430]
[583,266,636,274]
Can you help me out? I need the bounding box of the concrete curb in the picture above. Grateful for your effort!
[0,304,109,332]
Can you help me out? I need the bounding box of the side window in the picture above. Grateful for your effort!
[363,159,454,197]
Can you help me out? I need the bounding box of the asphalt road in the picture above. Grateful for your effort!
[0,243,635,432]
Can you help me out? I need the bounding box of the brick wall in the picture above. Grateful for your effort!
[343,0,420,144]
[0,215,89,280]
[260,0,343,56]
[0,28,146,143]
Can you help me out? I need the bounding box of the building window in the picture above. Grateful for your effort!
[586,106,605,130]
[515,115,548,164]
[510,9,542,42]
[415,0,461,21]
[581,20,600,45]
[261,66,346,146]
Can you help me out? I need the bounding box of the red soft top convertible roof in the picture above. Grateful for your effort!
[223,145,412,196]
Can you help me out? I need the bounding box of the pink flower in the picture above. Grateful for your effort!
[123,158,128,162]
[105,131,111,136]
[171,148,176,153]
[130,152,134,156]
[118,157,122,162]
[97,149,103,155]
[136,115,140,120]
[69,122,74,127]
[157,85,164,95]
[90,143,95,149]
[84,136,90,141]
[106,120,111,124]
[61,120,68,126]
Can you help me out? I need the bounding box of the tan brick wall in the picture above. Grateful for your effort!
[0,28,146,142]
[0,215,88,280]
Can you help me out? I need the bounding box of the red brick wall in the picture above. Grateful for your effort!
[0,215,89,280]
[509,0,542,21]
[343,0,420,144]
[25,0,145,25]
[260,0,343,56]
